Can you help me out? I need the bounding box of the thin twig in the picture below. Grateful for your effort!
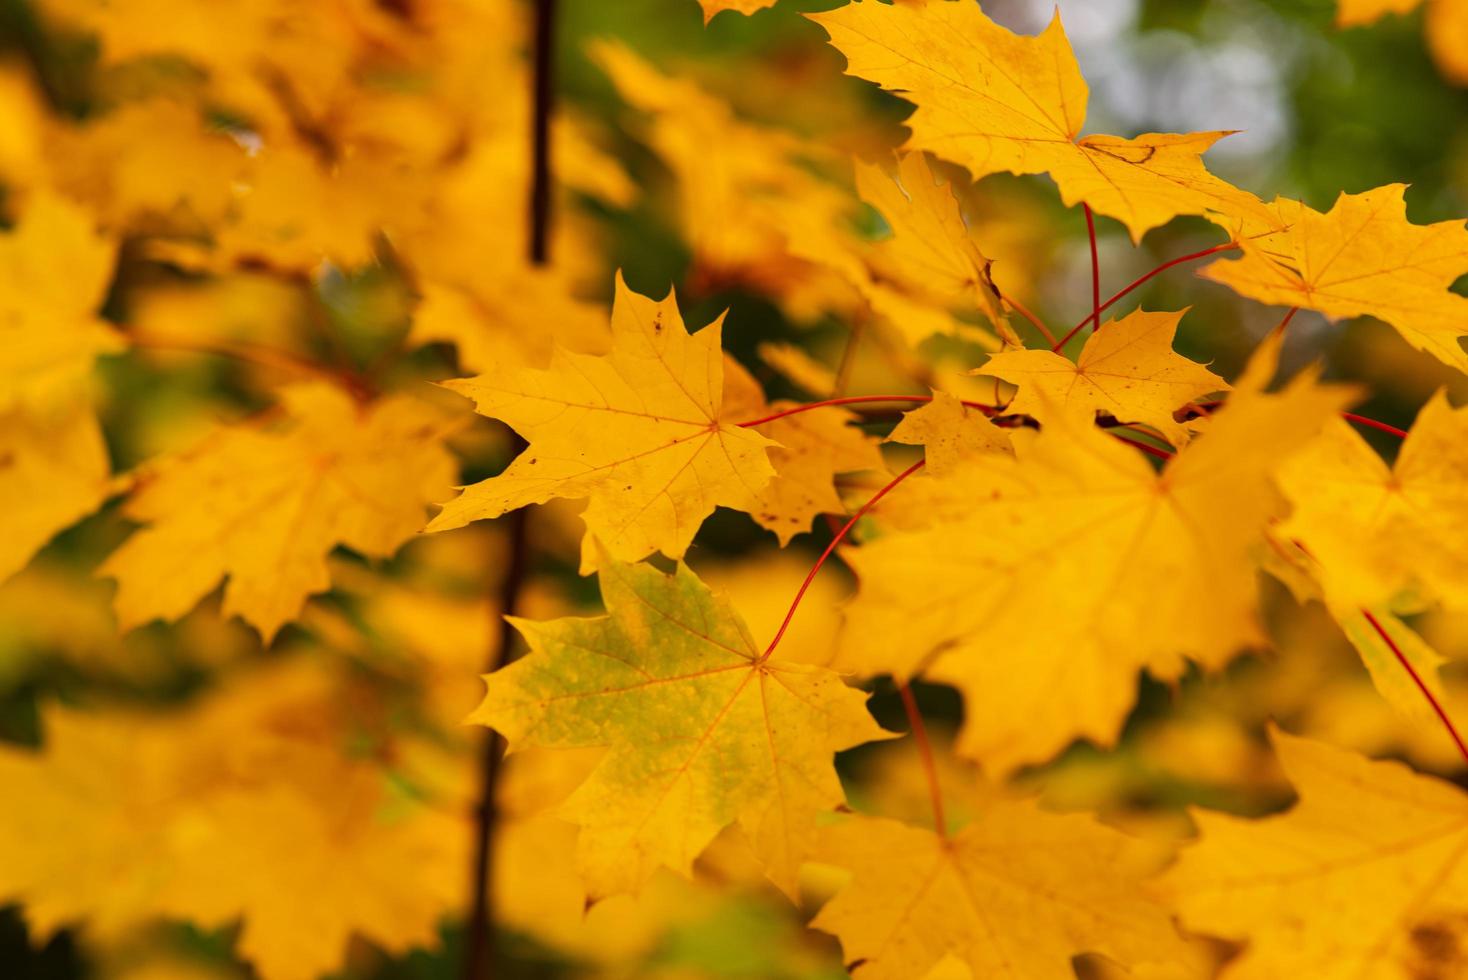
[737,394,997,429]
[463,3,556,978]
[1051,241,1239,352]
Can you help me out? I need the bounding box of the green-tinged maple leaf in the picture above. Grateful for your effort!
[469,549,893,899]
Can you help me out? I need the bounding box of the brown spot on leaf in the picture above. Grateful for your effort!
[1405,914,1468,980]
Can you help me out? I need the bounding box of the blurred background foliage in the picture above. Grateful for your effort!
[1,1,1466,978]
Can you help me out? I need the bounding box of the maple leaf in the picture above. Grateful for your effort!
[0,404,114,584]
[428,274,777,571]
[886,391,1010,476]
[840,341,1353,773]
[1163,728,1468,978]
[856,155,998,309]
[1280,397,1468,611]
[209,146,406,272]
[811,808,1185,980]
[809,0,1277,241]
[1204,184,1468,374]
[469,550,891,899]
[102,384,455,640]
[51,100,247,230]
[0,661,467,980]
[983,310,1228,447]
[850,152,1010,343]
[0,190,122,412]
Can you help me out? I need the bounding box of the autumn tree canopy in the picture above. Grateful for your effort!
[2,1,1468,978]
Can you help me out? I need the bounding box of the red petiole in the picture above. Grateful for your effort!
[1051,241,1240,352]
[737,395,996,428]
[758,458,926,663]
[1361,610,1468,765]
[1082,202,1101,344]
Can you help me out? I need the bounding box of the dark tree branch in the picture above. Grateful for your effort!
[461,2,556,977]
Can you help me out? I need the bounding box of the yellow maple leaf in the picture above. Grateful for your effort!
[0,404,114,584]
[809,0,1276,241]
[886,391,1010,476]
[0,190,122,412]
[982,310,1228,447]
[811,808,1185,980]
[211,146,408,271]
[840,341,1352,773]
[469,551,891,899]
[1204,184,1468,374]
[103,384,455,640]
[1163,728,1468,978]
[0,659,467,980]
[850,152,1010,344]
[428,274,777,571]
[50,100,247,231]
[1281,398,1468,612]
[856,155,999,309]
[171,774,463,980]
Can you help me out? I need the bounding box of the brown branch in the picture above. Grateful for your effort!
[462,3,556,978]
